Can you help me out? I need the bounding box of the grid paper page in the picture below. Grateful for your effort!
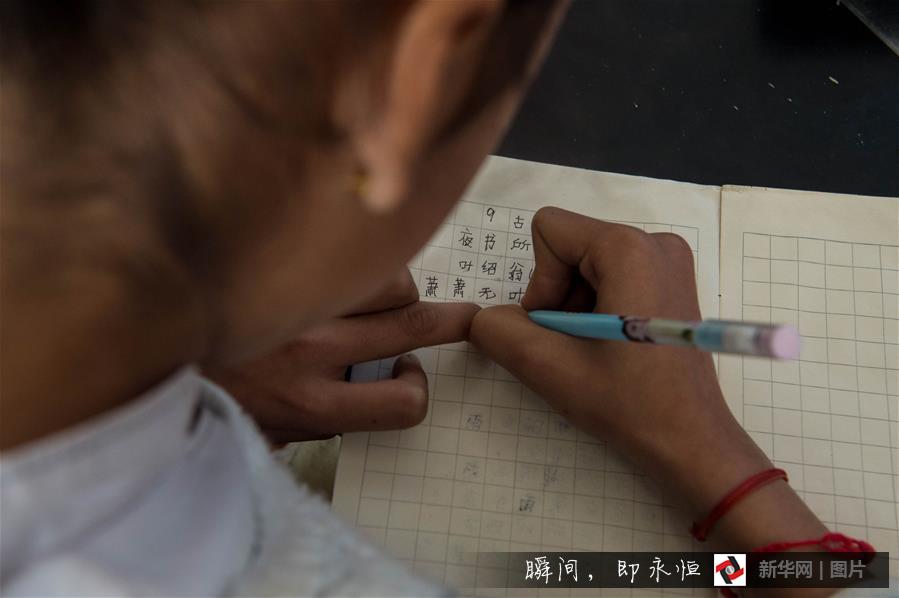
[718,185,899,587]
[333,156,720,596]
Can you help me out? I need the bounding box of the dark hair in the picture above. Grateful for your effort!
[1,0,557,268]
[2,0,556,138]
[1,2,149,94]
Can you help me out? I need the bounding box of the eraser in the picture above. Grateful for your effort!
[766,325,800,359]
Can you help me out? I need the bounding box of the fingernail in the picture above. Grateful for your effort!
[400,352,421,366]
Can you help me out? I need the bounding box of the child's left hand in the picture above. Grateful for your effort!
[206,270,478,443]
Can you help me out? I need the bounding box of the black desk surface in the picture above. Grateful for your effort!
[498,0,899,198]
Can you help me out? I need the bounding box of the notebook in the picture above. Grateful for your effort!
[331,156,898,594]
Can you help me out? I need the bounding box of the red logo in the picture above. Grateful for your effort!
[714,554,746,586]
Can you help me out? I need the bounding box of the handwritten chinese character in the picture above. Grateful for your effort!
[511,237,531,252]
[558,558,578,583]
[618,561,639,584]
[507,287,525,303]
[459,228,473,248]
[484,233,496,251]
[513,215,525,229]
[526,556,552,584]
[649,556,671,583]
[478,287,497,301]
[462,460,480,478]
[452,278,466,298]
[543,466,558,487]
[425,276,439,298]
[519,495,536,513]
[481,260,497,276]
[507,261,524,282]
[458,259,473,272]
[679,560,700,581]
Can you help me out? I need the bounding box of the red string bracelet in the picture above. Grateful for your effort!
[690,468,788,541]
[753,532,875,557]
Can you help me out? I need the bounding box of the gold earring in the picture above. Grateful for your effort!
[352,166,370,200]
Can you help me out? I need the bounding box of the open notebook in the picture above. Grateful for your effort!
[331,156,898,593]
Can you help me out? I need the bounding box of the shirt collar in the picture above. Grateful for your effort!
[0,367,202,579]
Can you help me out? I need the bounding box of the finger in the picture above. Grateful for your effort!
[309,301,480,364]
[323,353,430,431]
[651,232,696,274]
[522,207,644,311]
[239,354,429,441]
[469,304,602,417]
[345,269,418,316]
[559,277,596,312]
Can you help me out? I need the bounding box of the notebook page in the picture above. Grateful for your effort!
[718,186,899,581]
[332,156,720,593]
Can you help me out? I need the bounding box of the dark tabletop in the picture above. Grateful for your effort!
[498,0,899,198]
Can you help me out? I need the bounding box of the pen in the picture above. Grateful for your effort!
[527,310,800,359]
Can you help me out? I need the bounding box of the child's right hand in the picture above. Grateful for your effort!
[470,208,827,550]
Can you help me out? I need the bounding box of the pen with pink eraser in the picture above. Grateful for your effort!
[528,311,800,359]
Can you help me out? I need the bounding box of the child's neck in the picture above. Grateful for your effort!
[0,263,208,451]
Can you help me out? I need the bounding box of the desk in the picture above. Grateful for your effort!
[499,0,899,198]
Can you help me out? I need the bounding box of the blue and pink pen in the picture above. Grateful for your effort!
[528,311,800,359]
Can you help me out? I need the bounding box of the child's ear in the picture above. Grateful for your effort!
[337,0,504,213]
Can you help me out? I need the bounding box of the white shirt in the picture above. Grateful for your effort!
[4,370,894,597]
[0,368,449,597]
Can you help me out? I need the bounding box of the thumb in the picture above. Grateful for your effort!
[302,353,429,436]
[469,304,598,416]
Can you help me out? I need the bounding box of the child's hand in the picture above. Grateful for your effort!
[209,272,478,443]
[470,208,771,517]
[474,209,831,555]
